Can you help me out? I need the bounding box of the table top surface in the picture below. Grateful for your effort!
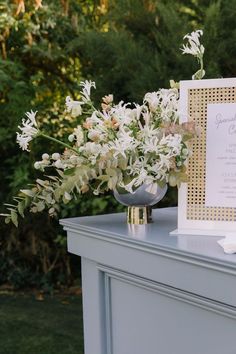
[60,207,236,269]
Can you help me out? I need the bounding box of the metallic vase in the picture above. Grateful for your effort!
[114,183,167,225]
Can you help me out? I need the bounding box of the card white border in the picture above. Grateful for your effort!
[172,78,236,237]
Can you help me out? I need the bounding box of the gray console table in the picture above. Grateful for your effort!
[60,207,236,354]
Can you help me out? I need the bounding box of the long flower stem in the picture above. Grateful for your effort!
[200,56,204,79]
[40,133,79,154]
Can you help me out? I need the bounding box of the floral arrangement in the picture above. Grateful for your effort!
[2,30,204,226]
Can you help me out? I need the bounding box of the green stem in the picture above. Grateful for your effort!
[87,101,97,112]
[199,56,204,79]
[39,133,79,154]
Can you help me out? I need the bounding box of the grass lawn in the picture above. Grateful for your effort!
[0,292,84,354]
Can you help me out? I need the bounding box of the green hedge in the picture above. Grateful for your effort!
[1,0,236,290]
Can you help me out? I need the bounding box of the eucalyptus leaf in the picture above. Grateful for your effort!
[10,210,18,227]
[18,201,25,218]
[64,168,76,176]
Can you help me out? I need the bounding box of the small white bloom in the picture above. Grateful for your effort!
[88,130,100,142]
[42,153,49,160]
[34,161,41,170]
[68,134,75,142]
[160,134,182,155]
[142,110,151,125]
[81,142,101,156]
[74,126,84,146]
[17,110,39,151]
[69,155,80,164]
[109,132,136,158]
[119,179,136,194]
[49,207,55,216]
[80,80,96,102]
[65,96,83,117]
[181,30,204,57]
[25,110,38,126]
[169,174,178,187]
[52,153,60,160]
[64,192,72,201]
[144,92,159,112]
[102,94,113,104]
[54,159,64,169]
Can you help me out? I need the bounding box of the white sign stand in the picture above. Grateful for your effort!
[171,78,236,237]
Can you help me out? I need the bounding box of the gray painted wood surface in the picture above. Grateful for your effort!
[60,207,236,354]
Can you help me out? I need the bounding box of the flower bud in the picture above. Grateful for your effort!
[68,134,74,142]
[169,174,177,187]
[34,161,41,170]
[64,192,72,201]
[55,159,64,169]
[49,207,55,216]
[42,153,49,160]
[52,153,60,160]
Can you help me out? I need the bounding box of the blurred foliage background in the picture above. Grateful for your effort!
[0,0,236,291]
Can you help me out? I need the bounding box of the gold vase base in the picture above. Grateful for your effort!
[127,206,152,225]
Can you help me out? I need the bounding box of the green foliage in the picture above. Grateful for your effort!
[68,0,194,103]
[1,0,236,289]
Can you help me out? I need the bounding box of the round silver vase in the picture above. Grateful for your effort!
[113,183,167,225]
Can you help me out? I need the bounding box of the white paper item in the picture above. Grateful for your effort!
[218,234,236,254]
[205,103,236,208]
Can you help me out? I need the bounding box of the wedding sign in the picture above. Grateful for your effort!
[205,103,236,209]
[171,78,236,236]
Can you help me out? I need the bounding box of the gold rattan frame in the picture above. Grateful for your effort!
[187,86,236,222]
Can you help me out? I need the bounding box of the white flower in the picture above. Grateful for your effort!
[142,110,151,125]
[160,134,182,155]
[64,192,72,201]
[80,142,101,156]
[25,110,37,125]
[34,161,41,170]
[42,153,49,160]
[110,130,137,158]
[143,89,179,123]
[34,158,50,171]
[49,207,55,216]
[134,168,148,187]
[102,94,113,104]
[111,102,133,126]
[69,155,82,165]
[52,153,60,160]
[119,179,136,194]
[181,30,204,57]
[142,135,160,154]
[68,134,75,142]
[157,88,179,122]
[88,130,101,142]
[65,96,83,117]
[54,159,64,169]
[159,153,172,170]
[10,73,197,216]
[144,92,159,112]
[80,80,96,102]
[17,110,39,151]
[133,104,143,121]
[74,126,84,146]
[138,125,160,140]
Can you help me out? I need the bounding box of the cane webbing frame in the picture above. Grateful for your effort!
[187,86,236,222]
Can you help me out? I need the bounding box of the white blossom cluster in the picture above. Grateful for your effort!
[181,29,205,79]
[181,30,204,57]
[6,30,203,223]
[16,110,39,151]
[31,84,196,205]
